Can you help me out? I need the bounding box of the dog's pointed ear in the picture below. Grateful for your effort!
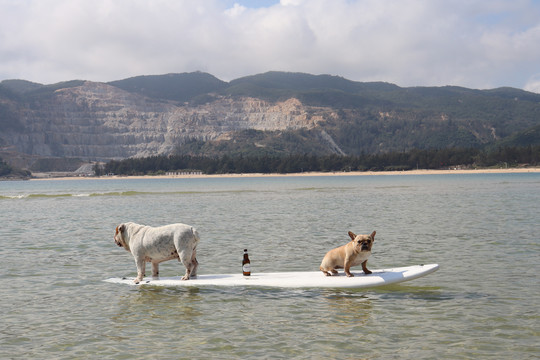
[118,224,125,234]
[370,231,376,240]
[348,231,356,240]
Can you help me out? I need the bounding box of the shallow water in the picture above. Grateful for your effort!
[1,174,538,359]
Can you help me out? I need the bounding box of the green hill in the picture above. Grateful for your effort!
[1,71,540,162]
[0,79,44,94]
[108,72,228,103]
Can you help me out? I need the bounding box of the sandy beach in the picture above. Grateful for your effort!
[30,167,540,181]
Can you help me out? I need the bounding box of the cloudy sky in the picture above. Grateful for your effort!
[1,0,540,92]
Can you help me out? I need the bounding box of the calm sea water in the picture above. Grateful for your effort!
[1,173,538,359]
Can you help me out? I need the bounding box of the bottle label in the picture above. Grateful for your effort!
[243,264,251,273]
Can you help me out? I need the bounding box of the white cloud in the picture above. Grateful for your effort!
[524,74,540,93]
[0,0,539,91]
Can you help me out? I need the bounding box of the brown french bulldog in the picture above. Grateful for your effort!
[320,231,376,277]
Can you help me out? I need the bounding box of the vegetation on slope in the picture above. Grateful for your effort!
[0,157,31,179]
[96,145,540,176]
[108,72,228,103]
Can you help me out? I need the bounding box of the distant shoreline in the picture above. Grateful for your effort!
[29,167,540,181]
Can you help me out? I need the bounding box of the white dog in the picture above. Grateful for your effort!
[114,222,200,283]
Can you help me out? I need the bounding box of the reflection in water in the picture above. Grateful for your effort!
[322,292,373,331]
[111,287,205,328]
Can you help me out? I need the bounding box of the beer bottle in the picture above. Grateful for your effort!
[242,249,251,276]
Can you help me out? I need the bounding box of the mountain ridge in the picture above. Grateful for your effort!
[1,71,539,170]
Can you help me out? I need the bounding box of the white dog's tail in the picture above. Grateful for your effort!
[191,227,200,244]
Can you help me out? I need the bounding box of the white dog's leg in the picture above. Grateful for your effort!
[179,250,194,280]
[151,262,159,279]
[190,249,198,277]
[134,258,145,284]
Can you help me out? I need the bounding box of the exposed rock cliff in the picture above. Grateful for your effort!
[1,81,336,161]
[1,71,539,169]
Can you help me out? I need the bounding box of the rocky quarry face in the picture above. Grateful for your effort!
[1,81,336,161]
[3,74,538,172]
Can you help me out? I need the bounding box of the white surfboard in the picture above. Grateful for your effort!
[104,264,438,289]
